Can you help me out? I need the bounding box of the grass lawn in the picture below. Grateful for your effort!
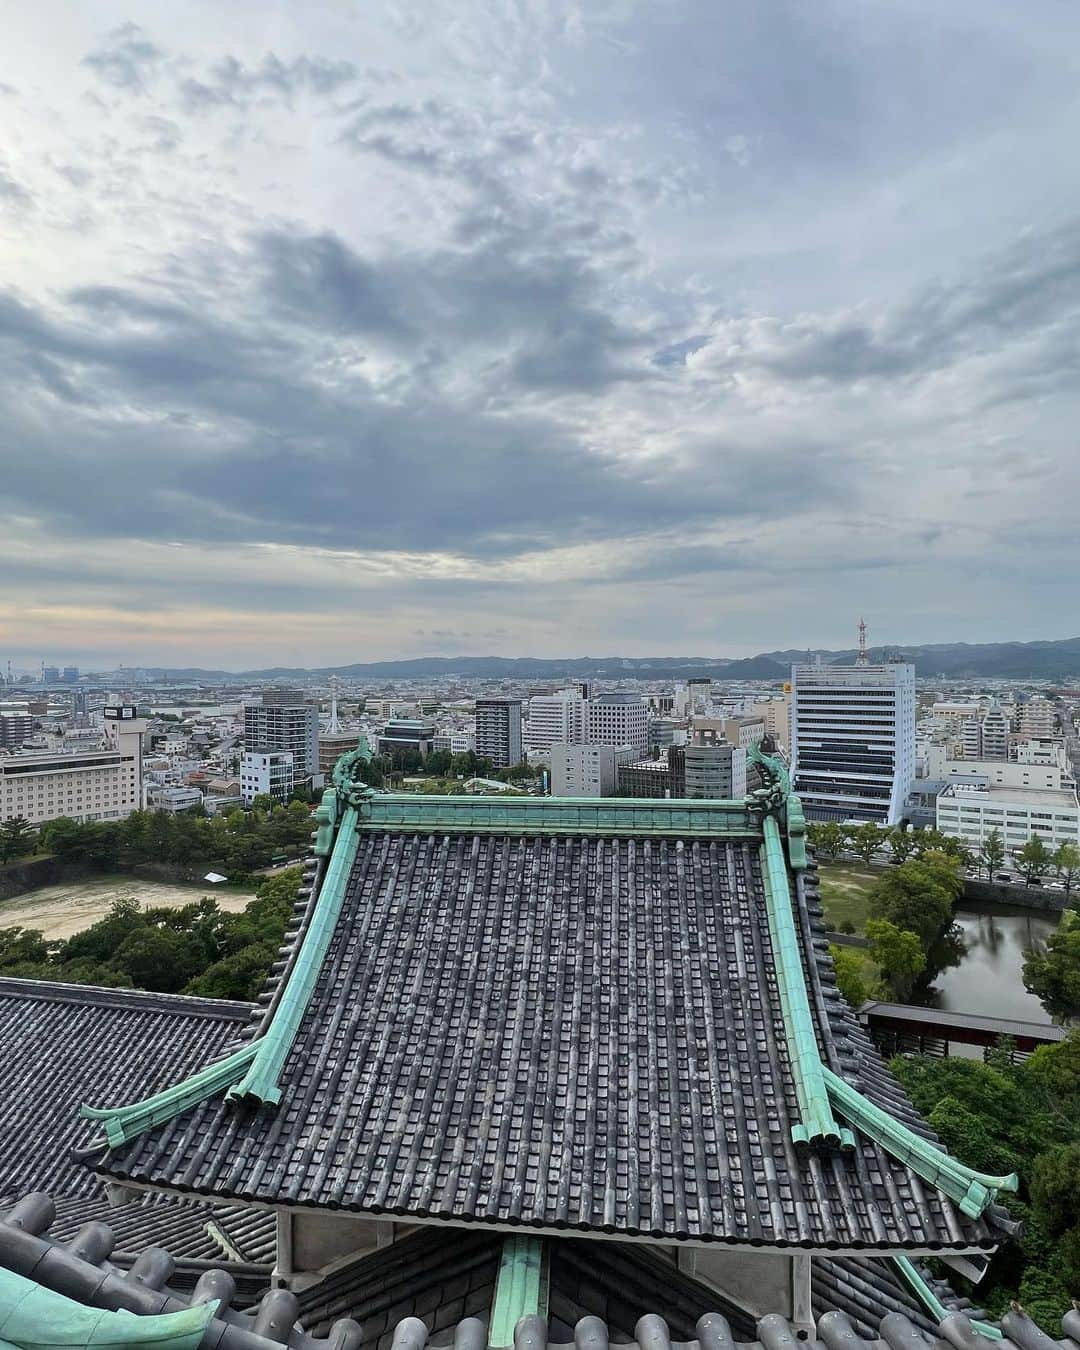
[817,861,881,933]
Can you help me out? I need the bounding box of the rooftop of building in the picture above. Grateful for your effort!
[938,784,1078,806]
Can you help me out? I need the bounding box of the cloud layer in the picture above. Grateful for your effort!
[3,0,1080,667]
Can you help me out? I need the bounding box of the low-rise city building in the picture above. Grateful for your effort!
[550,743,634,796]
[936,782,1080,850]
[241,749,294,806]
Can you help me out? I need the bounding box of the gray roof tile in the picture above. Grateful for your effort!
[98,834,996,1250]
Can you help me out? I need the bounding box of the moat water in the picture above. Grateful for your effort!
[919,904,1059,1024]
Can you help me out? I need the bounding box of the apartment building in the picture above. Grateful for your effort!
[526,689,585,751]
[244,691,320,781]
[475,699,523,769]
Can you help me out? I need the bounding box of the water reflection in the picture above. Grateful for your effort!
[919,905,1058,1024]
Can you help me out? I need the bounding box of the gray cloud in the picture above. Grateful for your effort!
[82,23,163,92]
[5,0,1080,662]
[178,53,357,112]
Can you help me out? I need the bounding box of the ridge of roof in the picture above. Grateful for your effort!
[0,976,252,1021]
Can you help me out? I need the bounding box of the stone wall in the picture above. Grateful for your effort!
[961,877,1067,912]
[0,856,99,901]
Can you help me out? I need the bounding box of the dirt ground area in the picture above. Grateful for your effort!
[0,876,256,940]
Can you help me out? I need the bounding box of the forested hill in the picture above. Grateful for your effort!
[105,636,1080,682]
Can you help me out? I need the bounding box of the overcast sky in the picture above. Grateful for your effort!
[3,1,1080,670]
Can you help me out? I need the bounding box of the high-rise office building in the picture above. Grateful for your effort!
[584,693,648,758]
[244,691,320,782]
[526,690,585,750]
[475,699,523,769]
[790,662,916,824]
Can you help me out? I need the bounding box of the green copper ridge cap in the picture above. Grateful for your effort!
[823,1067,1019,1217]
[891,1255,1003,1340]
[747,743,808,871]
[489,1236,547,1350]
[352,793,756,838]
[227,804,362,1108]
[0,1265,216,1350]
[759,814,844,1150]
[81,1041,259,1148]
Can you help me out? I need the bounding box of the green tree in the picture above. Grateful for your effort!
[1053,842,1080,902]
[865,918,926,998]
[0,926,50,969]
[184,943,279,1000]
[807,821,846,859]
[251,793,274,812]
[850,821,884,866]
[869,853,961,948]
[0,816,37,863]
[887,827,916,865]
[1023,920,1080,1020]
[61,897,145,965]
[110,927,205,994]
[1031,1143,1080,1285]
[1019,835,1053,884]
[829,945,869,1008]
[980,829,1006,880]
[926,1095,1021,1178]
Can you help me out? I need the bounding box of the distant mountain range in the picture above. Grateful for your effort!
[92,637,1080,683]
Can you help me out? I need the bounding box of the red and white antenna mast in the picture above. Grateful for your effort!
[856,617,868,666]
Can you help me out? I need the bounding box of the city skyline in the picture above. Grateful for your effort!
[4,1,1080,666]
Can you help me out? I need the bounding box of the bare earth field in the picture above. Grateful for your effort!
[0,876,257,940]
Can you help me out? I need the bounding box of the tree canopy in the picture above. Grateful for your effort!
[0,867,301,999]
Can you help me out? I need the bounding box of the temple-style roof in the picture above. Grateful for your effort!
[86,753,1017,1251]
[0,976,251,1199]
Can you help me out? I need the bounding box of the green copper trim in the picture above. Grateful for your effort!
[489,1237,547,1349]
[227,805,362,1107]
[892,1255,1002,1340]
[760,814,843,1149]
[0,1265,215,1350]
[823,1067,1019,1216]
[81,1041,259,1148]
[355,793,756,838]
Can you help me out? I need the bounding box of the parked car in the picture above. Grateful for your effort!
[996,873,1013,882]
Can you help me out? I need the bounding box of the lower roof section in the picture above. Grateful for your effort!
[98,831,994,1250]
[0,976,251,1199]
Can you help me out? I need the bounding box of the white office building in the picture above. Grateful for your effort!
[550,744,635,797]
[0,706,145,826]
[241,750,294,806]
[584,693,648,758]
[790,663,916,824]
[936,783,1080,850]
[526,690,585,751]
